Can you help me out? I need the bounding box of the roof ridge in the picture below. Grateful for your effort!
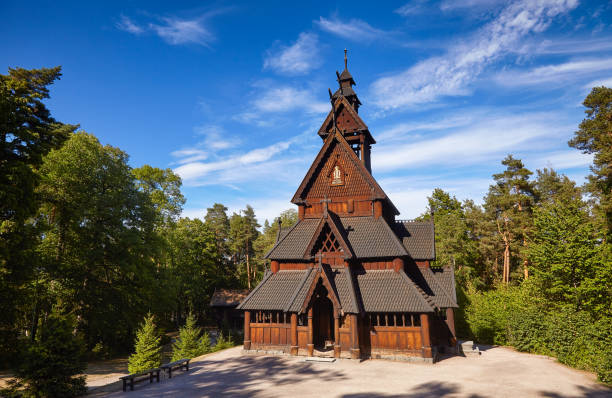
[377,217,409,257]
[284,268,314,312]
[236,271,272,310]
[425,267,457,308]
[264,219,303,259]
[398,269,435,311]
[343,267,361,315]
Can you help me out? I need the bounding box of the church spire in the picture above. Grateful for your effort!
[332,49,361,112]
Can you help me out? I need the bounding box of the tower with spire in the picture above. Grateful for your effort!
[237,52,458,362]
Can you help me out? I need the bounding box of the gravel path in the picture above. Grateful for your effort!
[98,346,610,397]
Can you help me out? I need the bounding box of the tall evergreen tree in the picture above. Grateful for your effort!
[229,206,260,289]
[128,314,162,374]
[5,314,87,398]
[0,66,76,363]
[569,86,612,239]
[205,203,231,261]
[484,155,536,282]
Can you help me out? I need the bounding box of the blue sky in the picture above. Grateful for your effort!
[2,0,611,224]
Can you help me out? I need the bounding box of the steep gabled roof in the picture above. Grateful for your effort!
[291,131,392,209]
[302,214,355,259]
[209,289,249,307]
[407,266,457,308]
[394,221,436,260]
[265,215,408,260]
[318,97,371,139]
[353,269,434,313]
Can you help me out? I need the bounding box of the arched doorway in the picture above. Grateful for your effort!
[312,281,334,349]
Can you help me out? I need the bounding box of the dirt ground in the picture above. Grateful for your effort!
[97,346,610,398]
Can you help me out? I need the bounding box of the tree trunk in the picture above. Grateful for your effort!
[246,235,251,289]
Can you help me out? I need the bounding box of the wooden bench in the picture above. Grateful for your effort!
[160,358,190,378]
[119,368,160,391]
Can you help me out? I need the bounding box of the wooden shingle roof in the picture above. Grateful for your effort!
[265,216,409,260]
[395,221,436,260]
[209,289,250,307]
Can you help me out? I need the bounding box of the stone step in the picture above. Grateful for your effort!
[304,357,336,363]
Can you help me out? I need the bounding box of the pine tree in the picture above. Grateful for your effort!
[171,313,211,361]
[128,314,162,374]
[4,314,86,398]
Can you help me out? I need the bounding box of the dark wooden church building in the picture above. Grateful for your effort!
[237,53,457,362]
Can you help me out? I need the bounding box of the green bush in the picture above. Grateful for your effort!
[212,332,235,352]
[171,313,211,361]
[128,313,162,374]
[461,282,612,386]
[1,314,87,398]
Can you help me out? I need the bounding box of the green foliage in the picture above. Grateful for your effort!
[212,331,235,352]
[529,198,611,315]
[128,314,162,374]
[569,86,612,237]
[171,313,211,361]
[2,314,86,398]
[0,66,76,365]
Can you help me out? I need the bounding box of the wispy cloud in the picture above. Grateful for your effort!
[372,112,573,172]
[494,58,612,87]
[170,149,209,164]
[173,137,301,185]
[149,16,214,46]
[584,77,612,89]
[316,16,392,42]
[370,0,579,110]
[195,125,239,150]
[253,86,328,114]
[394,0,430,16]
[264,32,321,75]
[116,11,224,46]
[532,38,612,55]
[439,0,507,12]
[116,15,144,34]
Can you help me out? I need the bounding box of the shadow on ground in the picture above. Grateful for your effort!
[342,381,484,398]
[105,354,347,397]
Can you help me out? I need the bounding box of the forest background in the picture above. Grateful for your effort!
[1,67,611,392]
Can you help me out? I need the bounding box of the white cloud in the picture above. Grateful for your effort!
[529,150,593,170]
[370,0,579,110]
[584,77,612,89]
[394,1,430,16]
[195,125,239,150]
[316,16,392,42]
[533,38,612,55]
[182,198,297,227]
[170,149,208,164]
[439,0,507,12]
[149,16,214,46]
[372,112,572,172]
[173,137,301,184]
[264,32,320,75]
[116,15,144,34]
[495,58,612,87]
[253,86,329,114]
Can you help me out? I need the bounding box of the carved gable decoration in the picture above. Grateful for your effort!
[299,139,371,201]
[329,162,345,186]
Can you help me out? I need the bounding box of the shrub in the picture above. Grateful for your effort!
[128,313,162,374]
[171,313,211,361]
[212,331,235,352]
[1,314,87,398]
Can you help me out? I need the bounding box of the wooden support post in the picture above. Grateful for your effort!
[446,308,457,346]
[350,313,360,359]
[243,311,251,350]
[392,257,404,273]
[334,314,341,358]
[290,313,298,355]
[307,307,314,357]
[420,313,432,358]
[373,200,383,219]
[270,260,279,273]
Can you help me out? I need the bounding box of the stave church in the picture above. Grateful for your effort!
[237,52,457,362]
